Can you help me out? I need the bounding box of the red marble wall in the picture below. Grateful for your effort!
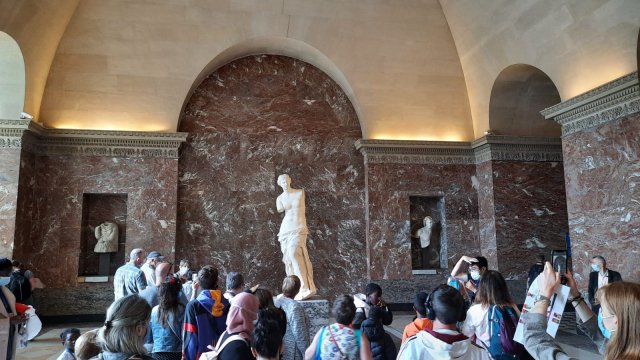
[0,148,21,258]
[13,154,179,290]
[562,112,640,286]
[491,161,568,279]
[476,161,498,267]
[177,55,365,297]
[365,163,481,279]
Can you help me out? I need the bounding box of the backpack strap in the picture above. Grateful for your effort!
[327,325,346,358]
[315,326,326,360]
[206,331,248,358]
[355,329,361,350]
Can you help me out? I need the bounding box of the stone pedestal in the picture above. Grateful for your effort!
[299,299,329,339]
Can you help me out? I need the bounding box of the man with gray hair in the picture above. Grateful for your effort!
[113,248,147,300]
[223,272,244,300]
[588,255,622,312]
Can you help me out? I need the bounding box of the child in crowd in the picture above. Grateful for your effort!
[361,306,397,360]
[402,291,433,343]
[252,312,284,360]
[74,329,101,360]
[353,283,393,329]
[57,328,80,360]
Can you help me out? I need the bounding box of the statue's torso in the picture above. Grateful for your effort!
[277,189,308,235]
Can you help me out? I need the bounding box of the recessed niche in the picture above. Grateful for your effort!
[79,193,127,277]
[410,195,445,269]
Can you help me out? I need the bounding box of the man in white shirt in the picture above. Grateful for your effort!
[398,284,490,360]
[140,251,165,286]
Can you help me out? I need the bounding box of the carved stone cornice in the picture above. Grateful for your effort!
[541,72,640,136]
[24,123,188,158]
[472,135,563,163]
[355,136,562,165]
[0,119,31,149]
[355,139,475,165]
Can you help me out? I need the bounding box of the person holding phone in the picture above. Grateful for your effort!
[522,262,640,359]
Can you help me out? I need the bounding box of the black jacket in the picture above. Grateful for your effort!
[588,269,622,304]
[353,305,393,329]
[361,319,397,360]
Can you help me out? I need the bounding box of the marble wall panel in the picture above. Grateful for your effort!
[0,148,21,258]
[12,149,37,265]
[491,161,568,280]
[562,112,640,286]
[13,155,179,289]
[365,163,481,280]
[177,55,366,298]
[476,161,498,267]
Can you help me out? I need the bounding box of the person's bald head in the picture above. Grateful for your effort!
[155,262,172,286]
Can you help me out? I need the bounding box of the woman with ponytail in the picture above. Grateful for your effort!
[149,275,185,360]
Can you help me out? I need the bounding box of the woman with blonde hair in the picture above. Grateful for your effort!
[98,294,153,360]
[523,262,640,360]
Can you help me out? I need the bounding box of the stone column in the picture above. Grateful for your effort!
[542,71,640,286]
[472,136,567,283]
[0,119,30,258]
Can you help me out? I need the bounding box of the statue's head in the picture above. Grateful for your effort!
[424,216,433,226]
[277,174,291,190]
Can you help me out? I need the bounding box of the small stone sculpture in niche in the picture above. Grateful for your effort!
[413,216,441,268]
[94,221,119,253]
[276,174,317,300]
[414,216,434,249]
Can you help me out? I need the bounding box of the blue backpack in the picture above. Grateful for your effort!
[486,305,527,360]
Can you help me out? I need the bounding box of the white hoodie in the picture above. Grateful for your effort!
[397,329,491,360]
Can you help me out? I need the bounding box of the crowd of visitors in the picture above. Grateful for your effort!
[0,251,637,360]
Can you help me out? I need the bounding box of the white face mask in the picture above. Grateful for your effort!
[470,271,481,281]
[0,277,10,287]
[179,267,189,276]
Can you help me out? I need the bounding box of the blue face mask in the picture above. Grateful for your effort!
[591,263,600,272]
[598,310,613,339]
[0,277,10,287]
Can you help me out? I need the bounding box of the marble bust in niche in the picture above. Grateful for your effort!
[94,221,119,253]
[413,215,441,268]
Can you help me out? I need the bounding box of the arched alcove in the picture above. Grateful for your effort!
[0,32,26,119]
[489,64,561,137]
[178,37,362,132]
[176,55,365,297]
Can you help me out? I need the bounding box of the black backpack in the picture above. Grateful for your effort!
[9,270,32,302]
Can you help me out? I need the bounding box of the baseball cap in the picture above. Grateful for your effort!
[146,251,164,260]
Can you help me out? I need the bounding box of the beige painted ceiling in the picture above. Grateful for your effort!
[1,0,638,141]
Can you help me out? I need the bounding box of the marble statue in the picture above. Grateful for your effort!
[94,222,119,253]
[414,216,434,248]
[276,174,317,300]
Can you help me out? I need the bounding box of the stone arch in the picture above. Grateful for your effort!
[176,54,365,297]
[489,64,561,137]
[177,36,362,131]
[0,32,26,119]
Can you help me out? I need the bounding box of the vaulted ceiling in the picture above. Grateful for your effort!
[1,0,638,140]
